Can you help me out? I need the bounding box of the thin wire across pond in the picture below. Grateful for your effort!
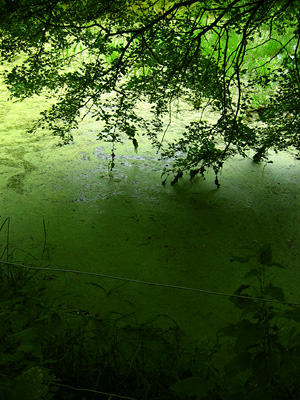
[1,260,300,307]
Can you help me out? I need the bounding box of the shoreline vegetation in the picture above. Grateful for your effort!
[1,218,300,399]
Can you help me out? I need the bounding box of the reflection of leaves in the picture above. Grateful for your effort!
[214,175,220,188]
[189,168,200,180]
[132,138,138,152]
[171,170,183,185]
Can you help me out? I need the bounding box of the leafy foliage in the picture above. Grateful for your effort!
[0,0,299,184]
[0,258,194,400]
[170,244,300,399]
[1,221,300,399]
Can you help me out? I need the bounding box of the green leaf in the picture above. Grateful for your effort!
[0,352,19,365]
[283,309,300,322]
[0,317,10,338]
[10,367,48,400]
[243,268,259,278]
[220,323,242,338]
[47,312,63,336]
[229,285,254,309]
[235,321,265,351]
[193,346,213,369]
[170,377,213,397]
[251,351,279,386]
[265,283,285,301]
[10,311,30,334]
[17,344,39,353]
[235,285,251,294]
[245,387,273,400]
[11,326,45,345]
[223,351,252,378]
[270,261,285,269]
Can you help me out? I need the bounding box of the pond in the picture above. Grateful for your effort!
[1,70,300,348]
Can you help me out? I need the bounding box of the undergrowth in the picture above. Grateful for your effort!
[0,260,193,400]
[171,244,300,400]
[1,218,300,399]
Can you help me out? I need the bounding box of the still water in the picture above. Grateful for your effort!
[1,78,300,344]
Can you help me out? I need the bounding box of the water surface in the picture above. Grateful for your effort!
[1,75,299,344]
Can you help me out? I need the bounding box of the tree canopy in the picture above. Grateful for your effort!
[0,0,299,185]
